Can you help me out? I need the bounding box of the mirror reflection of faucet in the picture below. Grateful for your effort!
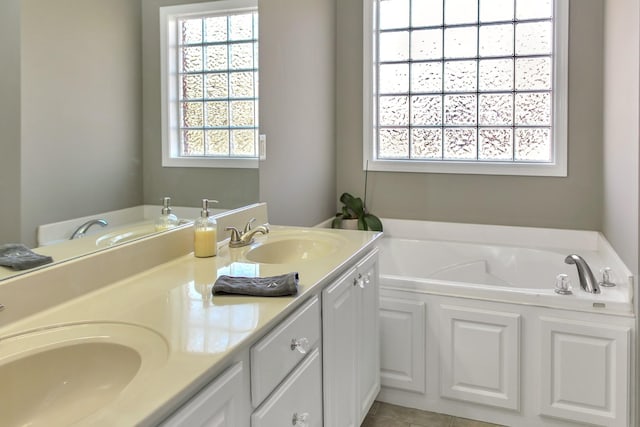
[69,219,108,240]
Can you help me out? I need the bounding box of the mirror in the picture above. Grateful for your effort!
[0,0,259,281]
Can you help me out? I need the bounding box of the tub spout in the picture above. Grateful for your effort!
[564,254,600,294]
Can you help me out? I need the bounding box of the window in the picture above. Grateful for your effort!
[363,0,568,176]
[161,0,259,168]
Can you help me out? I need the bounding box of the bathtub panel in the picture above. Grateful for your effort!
[540,317,630,427]
[439,304,521,411]
[379,296,426,393]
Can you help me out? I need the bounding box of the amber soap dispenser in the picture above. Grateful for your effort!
[194,199,218,258]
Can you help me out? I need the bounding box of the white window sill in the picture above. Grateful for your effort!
[162,156,259,169]
[365,159,567,177]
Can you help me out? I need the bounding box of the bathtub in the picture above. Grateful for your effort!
[378,218,634,315]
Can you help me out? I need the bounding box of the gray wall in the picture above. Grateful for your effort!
[602,0,639,275]
[19,0,143,246]
[258,0,336,226]
[141,0,259,210]
[336,0,604,231]
[0,0,22,243]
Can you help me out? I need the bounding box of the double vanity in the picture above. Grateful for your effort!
[0,205,381,426]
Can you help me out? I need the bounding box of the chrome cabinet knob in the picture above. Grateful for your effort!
[290,337,310,354]
[292,412,310,427]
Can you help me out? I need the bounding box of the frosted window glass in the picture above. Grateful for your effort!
[379,128,410,158]
[411,95,442,125]
[206,130,230,155]
[411,29,443,60]
[380,0,410,29]
[515,57,552,91]
[412,0,443,27]
[444,27,477,59]
[412,128,443,159]
[230,43,254,69]
[231,129,256,156]
[182,75,203,99]
[515,128,551,161]
[230,101,255,127]
[444,95,477,126]
[182,130,204,155]
[479,0,514,22]
[444,128,477,159]
[479,94,513,126]
[445,0,478,25]
[411,62,442,93]
[379,63,409,93]
[205,73,228,99]
[479,24,514,57]
[205,16,227,43]
[479,128,513,160]
[182,19,202,44]
[515,92,551,126]
[230,72,255,98]
[380,96,409,126]
[380,31,410,61]
[479,59,513,91]
[229,14,253,40]
[182,102,203,127]
[205,101,229,127]
[205,45,227,71]
[516,22,552,56]
[182,47,203,72]
[444,61,477,92]
[516,0,552,20]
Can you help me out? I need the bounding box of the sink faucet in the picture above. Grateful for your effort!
[226,219,269,248]
[564,254,601,294]
[70,219,108,240]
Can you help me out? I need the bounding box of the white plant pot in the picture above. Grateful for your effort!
[340,219,359,230]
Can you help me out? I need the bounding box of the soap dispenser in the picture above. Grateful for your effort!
[155,197,179,231]
[194,199,218,258]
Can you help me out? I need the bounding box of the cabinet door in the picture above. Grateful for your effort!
[356,250,380,423]
[161,362,247,427]
[322,268,358,427]
[540,317,630,427]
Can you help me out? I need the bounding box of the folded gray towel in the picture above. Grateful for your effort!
[0,244,54,271]
[213,272,299,297]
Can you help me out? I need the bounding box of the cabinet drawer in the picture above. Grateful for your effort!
[251,296,320,407]
[251,348,322,427]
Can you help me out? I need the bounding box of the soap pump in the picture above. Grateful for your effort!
[155,197,179,231]
[194,199,218,258]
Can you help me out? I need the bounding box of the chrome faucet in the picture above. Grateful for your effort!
[226,218,269,248]
[70,219,108,239]
[564,254,601,294]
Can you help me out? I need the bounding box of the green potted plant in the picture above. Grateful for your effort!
[331,192,383,231]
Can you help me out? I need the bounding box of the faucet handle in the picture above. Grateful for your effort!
[225,226,242,243]
[599,267,616,287]
[243,218,256,233]
[554,273,572,295]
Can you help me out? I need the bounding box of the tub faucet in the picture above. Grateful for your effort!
[564,254,601,294]
[70,219,108,239]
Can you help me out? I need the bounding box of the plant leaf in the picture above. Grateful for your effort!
[363,214,383,232]
[331,217,342,229]
[357,217,367,230]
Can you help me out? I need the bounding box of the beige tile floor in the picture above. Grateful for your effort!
[362,402,505,427]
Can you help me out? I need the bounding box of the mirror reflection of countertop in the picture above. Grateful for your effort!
[0,225,381,426]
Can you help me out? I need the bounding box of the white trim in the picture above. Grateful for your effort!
[160,0,259,169]
[363,0,569,177]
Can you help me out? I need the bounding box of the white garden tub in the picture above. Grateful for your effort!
[378,219,634,315]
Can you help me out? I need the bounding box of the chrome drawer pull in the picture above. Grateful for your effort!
[292,411,310,427]
[290,337,310,354]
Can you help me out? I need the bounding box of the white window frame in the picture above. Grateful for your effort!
[363,0,569,176]
[160,0,259,169]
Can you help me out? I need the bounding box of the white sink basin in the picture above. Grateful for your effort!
[0,322,168,426]
[94,223,157,247]
[244,232,345,264]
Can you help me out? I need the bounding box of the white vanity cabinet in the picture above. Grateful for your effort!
[160,361,249,427]
[323,249,380,427]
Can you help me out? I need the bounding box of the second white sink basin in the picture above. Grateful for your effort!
[0,322,168,426]
[244,232,345,264]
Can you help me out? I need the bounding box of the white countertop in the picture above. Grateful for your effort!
[0,226,381,426]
